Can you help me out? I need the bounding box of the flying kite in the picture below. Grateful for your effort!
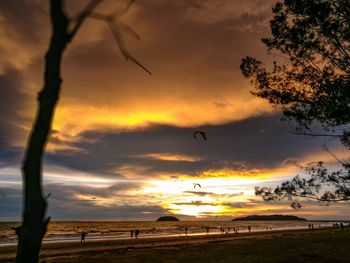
[193,131,207,141]
[193,183,201,189]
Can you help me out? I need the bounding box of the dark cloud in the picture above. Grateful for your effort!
[0,0,47,40]
[109,182,142,192]
[44,183,143,200]
[44,113,336,178]
[183,191,214,196]
[0,69,27,143]
[0,69,29,168]
[222,202,256,209]
[0,184,172,221]
[49,203,168,221]
[183,191,244,198]
[0,187,22,220]
[281,158,302,168]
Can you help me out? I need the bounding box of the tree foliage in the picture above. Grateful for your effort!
[241,0,350,148]
[241,0,350,206]
[256,161,350,207]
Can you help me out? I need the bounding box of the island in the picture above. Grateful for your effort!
[156,216,180,221]
[233,215,307,221]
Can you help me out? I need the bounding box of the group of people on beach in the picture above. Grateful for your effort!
[80,229,141,244]
[220,226,234,234]
[130,229,140,238]
[333,222,345,230]
[219,226,252,235]
[308,224,315,231]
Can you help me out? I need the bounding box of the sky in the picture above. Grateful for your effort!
[0,0,349,221]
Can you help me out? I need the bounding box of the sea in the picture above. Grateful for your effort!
[0,220,336,246]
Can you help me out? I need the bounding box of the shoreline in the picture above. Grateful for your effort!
[0,227,338,262]
[0,224,330,248]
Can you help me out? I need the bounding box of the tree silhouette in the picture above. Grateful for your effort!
[17,1,149,262]
[241,0,350,147]
[240,0,350,207]
[255,161,350,208]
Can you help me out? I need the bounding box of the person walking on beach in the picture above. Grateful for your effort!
[248,226,251,233]
[135,229,140,238]
[206,227,210,234]
[131,230,134,238]
[80,231,87,245]
[185,227,188,236]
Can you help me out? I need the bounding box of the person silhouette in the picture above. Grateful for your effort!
[80,231,87,244]
[135,229,140,238]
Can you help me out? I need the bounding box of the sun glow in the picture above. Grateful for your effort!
[167,204,223,217]
[136,153,203,162]
[140,173,282,217]
[48,95,273,147]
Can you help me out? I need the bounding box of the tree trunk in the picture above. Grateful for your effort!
[16,1,68,262]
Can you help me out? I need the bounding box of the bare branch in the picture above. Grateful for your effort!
[68,0,103,42]
[116,20,140,40]
[110,0,135,17]
[322,144,347,166]
[292,193,350,202]
[89,5,151,75]
[290,130,343,138]
[109,22,151,74]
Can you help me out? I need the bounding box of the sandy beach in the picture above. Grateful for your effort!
[0,227,349,263]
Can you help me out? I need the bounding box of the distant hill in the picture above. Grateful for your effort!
[233,215,306,221]
[156,216,180,221]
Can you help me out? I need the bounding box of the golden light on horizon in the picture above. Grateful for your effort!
[167,204,223,217]
[46,96,273,147]
[136,153,203,162]
[179,168,294,181]
[140,174,280,217]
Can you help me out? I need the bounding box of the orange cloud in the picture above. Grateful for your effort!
[135,153,203,162]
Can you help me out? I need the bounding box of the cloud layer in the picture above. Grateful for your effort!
[0,0,348,220]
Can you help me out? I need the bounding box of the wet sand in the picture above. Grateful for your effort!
[1,227,349,262]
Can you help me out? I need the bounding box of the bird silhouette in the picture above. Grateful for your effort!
[193,131,207,140]
[193,183,201,189]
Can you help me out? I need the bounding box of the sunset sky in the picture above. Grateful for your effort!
[0,0,348,221]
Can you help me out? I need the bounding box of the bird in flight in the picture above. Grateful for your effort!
[193,183,201,189]
[193,131,207,141]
